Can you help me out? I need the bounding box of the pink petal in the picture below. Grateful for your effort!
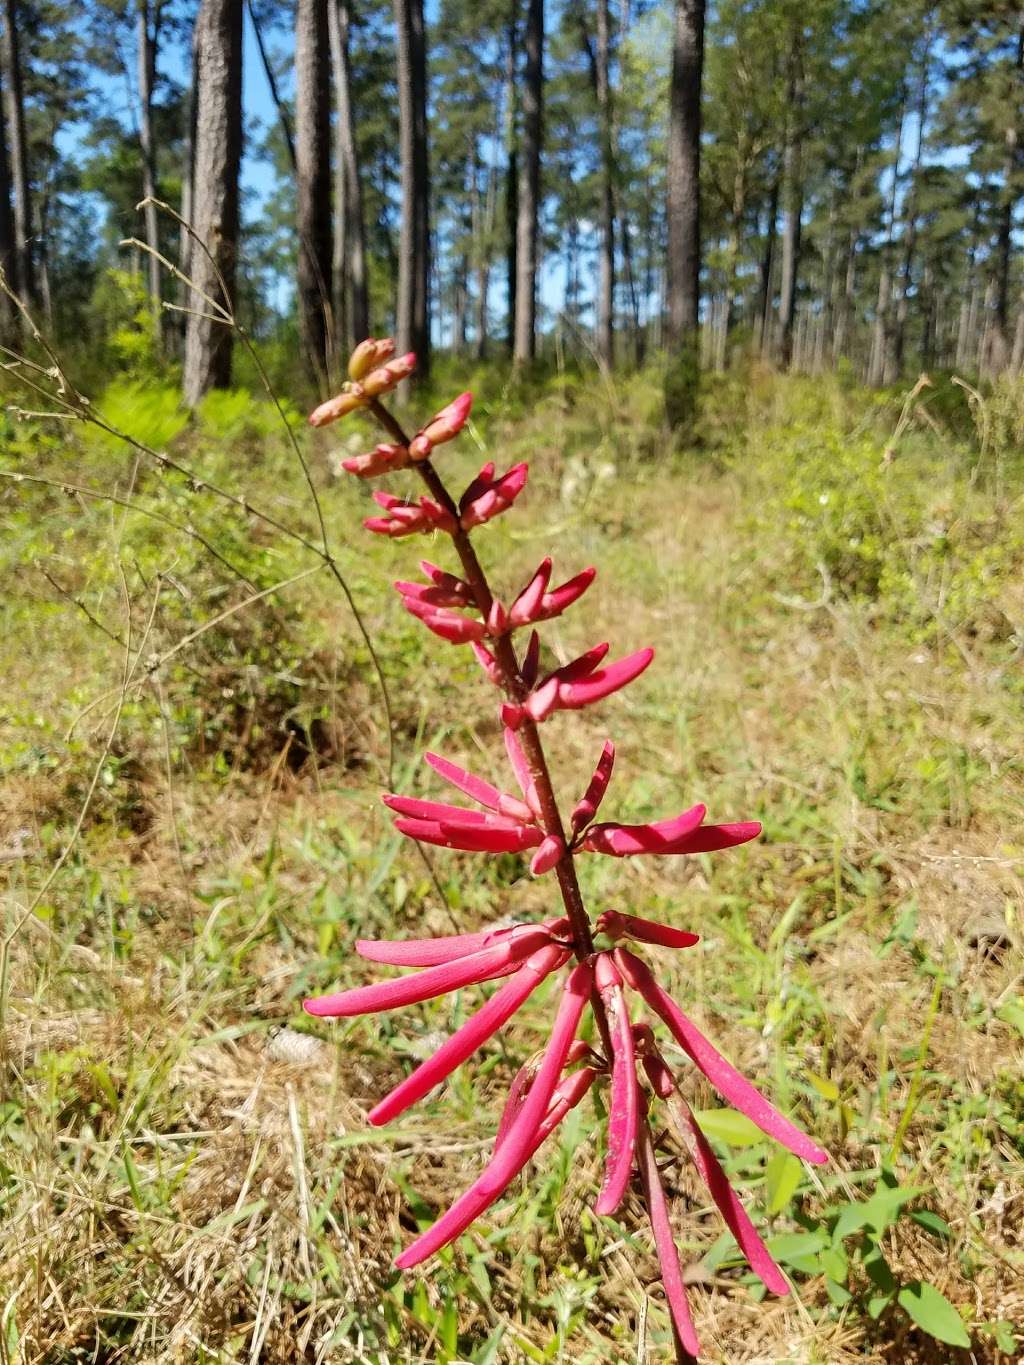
[424,751,507,812]
[570,741,616,835]
[655,821,762,854]
[393,817,544,854]
[394,961,594,1267]
[615,949,828,1164]
[369,943,570,1125]
[460,462,529,529]
[383,794,524,828]
[597,910,699,950]
[636,1116,701,1356]
[540,566,596,619]
[304,930,552,1018]
[523,676,560,723]
[594,955,639,1216]
[556,647,654,711]
[643,1053,789,1296]
[520,630,540,685]
[342,443,409,477]
[419,561,472,602]
[582,803,706,856]
[529,833,564,876]
[357,927,499,966]
[551,641,610,683]
[401,597,486,643]
[503,728,542,816]
[395,580,469,609]
[347,336,395,381]
[508,559,553,628]
[471,641,503,686]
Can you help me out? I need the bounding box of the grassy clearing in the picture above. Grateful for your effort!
[1,365,1022,1363]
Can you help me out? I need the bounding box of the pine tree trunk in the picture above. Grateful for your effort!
[137,0,162,338]
[1,0,33,305]
[592,0,615,367]
[778,49,803,369]
[330,0,368,350]
[513,0,542,364]
[504,17,518,353]
[394,0,430,377]
[176,19,200,355]
[756,175,778,359]
[989,22,1023,374]
[664,0,705,428]
[0,46,16,341]
[296,0,333,388]
[182,0,242,407]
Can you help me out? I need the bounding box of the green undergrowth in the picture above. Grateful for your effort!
[1,362,1022,1362]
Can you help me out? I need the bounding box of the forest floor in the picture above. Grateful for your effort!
[1,362,1022,1364]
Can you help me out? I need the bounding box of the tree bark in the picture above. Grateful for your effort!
[513,0,542,364]
[0,45,16,341]
[756,172,778,359]
[584,0,615,367]
[295,0,333,389]
[778,47,803,369]
[988,20,1024,375]
[137,0,162,341]
[182,0,242,407]
[329,0,368,351]
[869,98,905,386]
[394,0,430,378]
[0,0,34,305]
[664,0,705,428]
[504,16,518,353]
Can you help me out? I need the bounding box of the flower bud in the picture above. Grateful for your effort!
[348,337,396,381]
[361,352,417,397]
[309,387,366,427]
[409,392,473,461]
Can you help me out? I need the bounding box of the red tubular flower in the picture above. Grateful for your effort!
[409,392,473,460]
[580,808,762,857]
[507,559,597,629]
[593,953,640,1216]
[636,1108,702,1357]
[615,947,828,1164]
[459,461,528,529]
[341,442,411,478]
[309,389,366,426]
[303,924,554,1017]
[361,351,417,397]
[501,645,655,728]
[641,1044,789,1296]
[597,909,700,951]
[363,490,457,537]
[369,942,572,1126]
[394,961,594,1268]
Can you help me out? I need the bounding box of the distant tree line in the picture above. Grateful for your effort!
[0,0,1021,419]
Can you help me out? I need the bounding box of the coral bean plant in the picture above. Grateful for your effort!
[305,339,828,1358]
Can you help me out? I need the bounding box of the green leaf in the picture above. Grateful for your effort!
[826,1277,852,1306]
[864,1249,896,1293]
[910,1209,952,1240]
[897,1281,971,1348]
[868,1293,895,1321]
[765,1151,803,1214]
[765,1230,828,1273]
[694,1109,766,1147]
[997,1000,1024,1037]
[820,1247,848,1283]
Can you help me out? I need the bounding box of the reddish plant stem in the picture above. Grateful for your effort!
[368,398,607,1047]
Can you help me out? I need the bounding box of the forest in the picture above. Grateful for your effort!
[1,3,1023,1365]
[0,1,1021,397]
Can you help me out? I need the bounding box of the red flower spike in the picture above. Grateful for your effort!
[369,943,572,1126]
[348,336,395,381]
[459,461,529,529]
[508,559,553,627]
[303,927,553,1019]
[614,948,829,1164]
[357,924,511,967]
[419,561,473,604]
[636,1111,701,1357]
[642,1050,789,1296]
[597,910,700,951]
[394,961,594,1268]
[393,817,544,854]
[424,750,534,823]
[582,807,761,858]
[399,593,488,643]
[570,741,616,835]
[409,392,473,460]
[341,442,410,478]
[593,953,640,1216]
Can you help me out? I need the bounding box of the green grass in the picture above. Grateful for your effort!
[1,361,1022,1363]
